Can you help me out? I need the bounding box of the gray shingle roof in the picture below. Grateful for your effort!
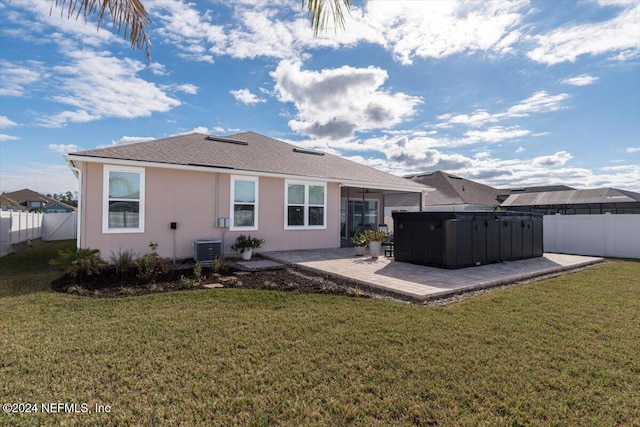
[70,131,425,191]
[501,188,640,206]
[405,171,502,206]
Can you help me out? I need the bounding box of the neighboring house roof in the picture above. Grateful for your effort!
[405,171,503,206]
[0,194,28,211]
[67,131,427,192]
[502,185,575,193]
[2,189,76,211]
[3,188,57,206]
[501,188,640,207]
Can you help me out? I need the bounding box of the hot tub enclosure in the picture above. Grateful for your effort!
[392,212,543,269]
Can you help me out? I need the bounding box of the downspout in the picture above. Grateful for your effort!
[215,172,220,224]
[67,160,82,249]
[215,173,227,252]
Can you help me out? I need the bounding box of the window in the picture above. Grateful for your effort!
[285,181,326,229]
[230,176,258,230]
[103,165,145,233]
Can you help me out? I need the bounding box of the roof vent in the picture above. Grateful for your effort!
[205,136,248,146]
[293,148,325,156]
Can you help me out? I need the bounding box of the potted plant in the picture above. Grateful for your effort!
[351,232,368,256]
[366,230,390,258]
[231,234,264,260]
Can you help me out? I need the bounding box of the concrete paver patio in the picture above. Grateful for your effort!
[262,248,604,301]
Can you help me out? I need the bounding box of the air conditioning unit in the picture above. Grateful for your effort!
[193,240,223,264]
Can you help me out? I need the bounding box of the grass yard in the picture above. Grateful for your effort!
[1,241,639,426]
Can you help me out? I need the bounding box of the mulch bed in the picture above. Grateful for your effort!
[50,264,375,299]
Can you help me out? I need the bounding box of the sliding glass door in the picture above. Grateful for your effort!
[340,188,379,247]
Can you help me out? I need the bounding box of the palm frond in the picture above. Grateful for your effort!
[51,0,151,62]
[303,0,352,36]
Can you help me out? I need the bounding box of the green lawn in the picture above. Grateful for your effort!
[1,241,639,426]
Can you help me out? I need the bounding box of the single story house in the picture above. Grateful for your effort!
[383,171,508,218]
[1,188,76,213]
[64,131,428,260]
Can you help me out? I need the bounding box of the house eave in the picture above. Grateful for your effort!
[65,154,427,194]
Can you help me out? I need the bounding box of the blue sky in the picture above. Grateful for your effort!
[1,0,639,195]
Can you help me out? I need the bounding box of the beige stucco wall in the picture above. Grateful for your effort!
[81,162,340,259]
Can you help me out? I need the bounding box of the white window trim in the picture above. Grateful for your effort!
[102,165,145,234]
[230,175,259,231]
[284,180,327,230]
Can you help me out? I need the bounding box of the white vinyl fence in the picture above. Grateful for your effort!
[544,214,640,259]
[0,211,77,257]
[42,212,77,241]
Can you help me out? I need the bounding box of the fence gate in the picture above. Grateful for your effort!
[42,212,77,241]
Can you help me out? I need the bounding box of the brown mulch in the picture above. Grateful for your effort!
[50,265,375,299]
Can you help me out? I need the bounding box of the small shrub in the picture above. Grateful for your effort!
[135,242,169,284]
[110,248,135,275]
[226,278,241,288]
[180,275,200,289]
[149,283,163,293]
[136,253,170,283]
[66,284,85,295]
[50,247,105,280]
[213,257,231,275]
[286,281,299,290]
[347,287,363,297]
[263,280,278,289]
[119,287,134,296]
[193,261,203,283]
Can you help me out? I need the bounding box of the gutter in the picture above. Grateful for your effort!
[64,154,429,194]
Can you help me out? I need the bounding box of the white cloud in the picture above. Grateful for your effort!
[143,1,529,66]
[6,0,120,47]
[0,60,43,96]
[182,126,211,135]
[438,91,569,130]
[271,60,422,139]
[174,84,199,95]
[463,126,531,144]
[230,88,266,105]
[533,151,573,166]
[506,91,569,116]
[0,116,17,128]
[446,111,493,127]
[39,110,100,128]
[318,136,634,190]
[361,0,528,65]
[0,163,78,194]
[96,136,155,149]
[48,144,81,154]
[626,147,640,153]
[561,74,599,86]
[147,0,226,63]
[380,135,472,169]
[39,50,180,127]
[528,2,640,65]
[0,134,20,142]
[149,62,169,76]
